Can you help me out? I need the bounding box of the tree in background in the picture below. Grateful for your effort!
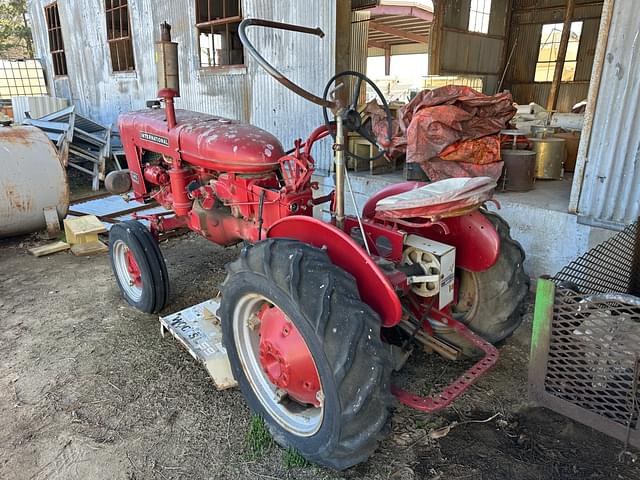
[0,0,33,58]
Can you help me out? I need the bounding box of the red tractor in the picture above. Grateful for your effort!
[107,20,528,469]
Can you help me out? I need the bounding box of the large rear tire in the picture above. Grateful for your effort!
[220,239,393,470]
[451,210,529,344]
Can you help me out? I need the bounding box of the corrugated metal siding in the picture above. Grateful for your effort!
[28,0,336,172]
[351,10,370,75]
[577,0,640,228]
[506,2,603,110]
[513,0,604,9]
[432,0,508,93]
[243,0,336,173]
[574,18,600,81]
[10,96,69,124]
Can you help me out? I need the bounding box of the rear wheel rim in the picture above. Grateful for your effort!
[451,269,480,322]
[232,293,324,437]
[112,239,143,302]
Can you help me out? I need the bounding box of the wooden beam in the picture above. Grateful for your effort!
[368,39,388,50]
[369,5,434,22]
[335,0,352,106]
[547,0,576,111]
[384,45,391,76]
[369,21,429,44]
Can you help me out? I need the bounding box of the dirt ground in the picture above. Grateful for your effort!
[1,231,638,480]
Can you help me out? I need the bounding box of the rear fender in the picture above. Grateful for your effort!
[267,216,402,327]
[362,181,500,272]
[422,211,500,272]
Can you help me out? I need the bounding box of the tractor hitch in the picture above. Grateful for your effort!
[392,312,499,412]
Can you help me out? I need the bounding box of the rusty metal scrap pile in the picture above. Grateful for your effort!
[23,106,111,191]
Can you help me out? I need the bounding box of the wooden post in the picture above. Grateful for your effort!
[384,45,391,76]
[546,0,576,111]
[335,0,352,106]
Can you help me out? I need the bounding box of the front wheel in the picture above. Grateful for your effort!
[220,239,393,470]
[109,220,170,313]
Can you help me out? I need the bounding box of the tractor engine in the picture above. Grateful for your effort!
[107,21,317,245]
[111,107,316,244]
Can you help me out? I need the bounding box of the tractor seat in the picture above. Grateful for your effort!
[375,176,496,220]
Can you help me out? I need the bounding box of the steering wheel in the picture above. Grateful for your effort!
[238,20,393,161]
[322,71,393,162]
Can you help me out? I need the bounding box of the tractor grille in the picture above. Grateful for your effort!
[530,220,640,448]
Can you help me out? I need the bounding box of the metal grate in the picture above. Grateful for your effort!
[554,221,638,295]
[530,220,640,449]
[546,289,640,428]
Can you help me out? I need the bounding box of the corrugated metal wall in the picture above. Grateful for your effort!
[506,1,603,110]
[431,0,509,94]
[11,95,69,124]
[576,0,640,228]
[28,0,336,172]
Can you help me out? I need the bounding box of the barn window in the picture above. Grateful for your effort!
[196,0,244,68]
[105,0,136,72]
[468,0,491,34]
[534,22,583,82]
[44,3,68,76]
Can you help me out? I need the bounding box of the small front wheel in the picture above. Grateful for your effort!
[109,220,169,313]
[220,239,392,470]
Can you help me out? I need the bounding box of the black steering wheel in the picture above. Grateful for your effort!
[322,71,393,162]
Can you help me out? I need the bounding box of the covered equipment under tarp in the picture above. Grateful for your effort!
[368,86,516,181]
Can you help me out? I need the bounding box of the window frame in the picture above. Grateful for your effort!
[534,21,584,83]
[468,0,492,35]
[195,0,245,71]
[104,0,136,73]
[44,2,68,77]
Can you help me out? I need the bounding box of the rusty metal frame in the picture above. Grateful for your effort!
[529,221,640,449]
[44,2,68,77]
[104,0,135,72]
[195,0,244,69]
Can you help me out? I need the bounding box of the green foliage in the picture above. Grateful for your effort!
[0,0,32,57]
[245,415,274,459]
[282,447,309,469]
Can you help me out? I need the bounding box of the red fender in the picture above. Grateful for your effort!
[362,181,500,272]
[267,216,402,327]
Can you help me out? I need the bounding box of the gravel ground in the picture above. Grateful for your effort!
[0,232,638,480]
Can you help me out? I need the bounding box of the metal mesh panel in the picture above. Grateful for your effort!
[546,289,640,429]
[553,221,638,294]
[530,220,640,447]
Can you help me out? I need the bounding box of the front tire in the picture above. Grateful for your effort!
[109,220,169,313]
[220,239,393,470]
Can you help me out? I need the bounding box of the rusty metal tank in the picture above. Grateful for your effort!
[0,125,69,237]
[500,149,537,191]
[530,137,567,180]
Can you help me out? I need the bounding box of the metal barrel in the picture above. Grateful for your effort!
[529,137,567,180]
[500,149,537,191]
[0,125,69,237]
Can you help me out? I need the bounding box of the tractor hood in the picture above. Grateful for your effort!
[119,108,285,174]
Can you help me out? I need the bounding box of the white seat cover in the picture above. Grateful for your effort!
[376,177,496,212]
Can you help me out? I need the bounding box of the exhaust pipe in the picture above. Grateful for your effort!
[155,22,180,129]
